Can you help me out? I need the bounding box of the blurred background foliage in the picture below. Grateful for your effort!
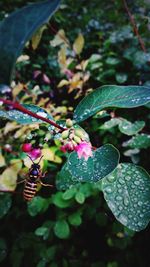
[0,0,150,266]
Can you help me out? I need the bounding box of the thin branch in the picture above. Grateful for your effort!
[0,98,66,131]
[123,0,147,53]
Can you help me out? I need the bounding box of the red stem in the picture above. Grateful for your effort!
[0,98,66,131]
[123,0,147,53]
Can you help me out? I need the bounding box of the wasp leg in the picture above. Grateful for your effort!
[39,171,47,179]
[16,179,26,184]
[39,181,53,187]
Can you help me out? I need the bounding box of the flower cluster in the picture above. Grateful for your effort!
[60,119,92,161]
[22,143,42,160]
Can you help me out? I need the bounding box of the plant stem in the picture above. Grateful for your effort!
[123,0,147,53]
[0,98,66,131]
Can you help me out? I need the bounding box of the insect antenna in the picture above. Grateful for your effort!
[37,155,44,164]
[27,155,43,164]
[27,155,35,163]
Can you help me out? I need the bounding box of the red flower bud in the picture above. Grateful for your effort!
[22,143,32,152]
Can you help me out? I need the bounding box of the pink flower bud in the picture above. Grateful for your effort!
[22,143,32,152]
[33,70,42,79]
[75,142,93,161]
[60,143,75,153]
[28,148,42,160]
[42,74,51,84]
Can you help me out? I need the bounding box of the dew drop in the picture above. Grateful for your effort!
[105,186,113,193]
[118,214,128,225]
[118,178,125,185]
[125,175,131,181]
[123,197,129,206]
[115,195,122,201]
[137,201,142,206]
[134,180,140,186]
[107,175,116,182]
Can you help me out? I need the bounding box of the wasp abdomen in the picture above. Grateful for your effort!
[23,180,37,201]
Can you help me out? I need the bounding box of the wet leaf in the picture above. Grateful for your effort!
[100,118,121,130]
[0,104,54,125]
[102,163,150,231]
[56,163,79,190]
[118,120,145,135]
[74,85,150,122]
[123,134,150,149]
[67,144,120,183]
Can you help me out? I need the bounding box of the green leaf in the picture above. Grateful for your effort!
[118,120,145,136]
[54,220,70,239]
[106,57,120,65]
[123,134,150,149]
[0,0,60,84]
[56,164,79,190]
[0,104,54,124]
[100,118,145,136]
[35,227,48,237]
[115,73,128,84]
[100,118,121,130]
[102,163,150,231]
[68,212,82,226]
[67,144,120,183]
[75,191,85,204]
[0,193,12,218]
[51,192,73,208]
[27,196,49,216]
[62,187,77,200]
[73,85,150,122]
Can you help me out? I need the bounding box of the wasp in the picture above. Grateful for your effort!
[0,156,53,201]
[23,155,53,201]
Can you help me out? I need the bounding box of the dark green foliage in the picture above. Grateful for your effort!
[0,0,60,84]
[0,0,150,266]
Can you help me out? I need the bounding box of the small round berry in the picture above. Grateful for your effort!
[22,143,32,152]
[73,135,81,144]
[74,129,85,139]
[61,130,69,139]
[28,148,42,160]
[66,119,73,128]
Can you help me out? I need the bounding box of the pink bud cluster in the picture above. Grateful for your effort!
[22,143,42,160]
[60,120,93,161]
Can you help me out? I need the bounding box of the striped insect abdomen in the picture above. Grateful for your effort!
[23,179,37,201]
